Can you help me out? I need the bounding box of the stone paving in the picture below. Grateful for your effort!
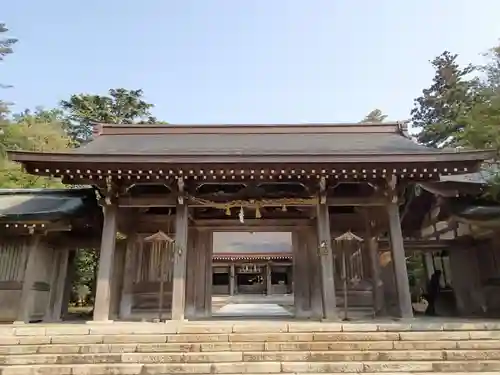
[213,303,292,317]
[212,294,294,305]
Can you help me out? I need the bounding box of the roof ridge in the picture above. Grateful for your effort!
[97,121,405,127]
[96,122,404,136]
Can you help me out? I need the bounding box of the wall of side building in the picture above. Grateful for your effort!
[0,237,70,323]
[420,220,500,317]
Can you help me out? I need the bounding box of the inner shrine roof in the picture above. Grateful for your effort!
[213,252,293,261]
[8,122,493,165]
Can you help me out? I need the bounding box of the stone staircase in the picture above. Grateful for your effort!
[1,320,500,374]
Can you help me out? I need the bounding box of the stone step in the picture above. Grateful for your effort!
[2,361,500,374]
[2,330,500,345]
[3,340,500,354]
[4,350,500,364]
[3,321,500,337]
[2,323,500,373]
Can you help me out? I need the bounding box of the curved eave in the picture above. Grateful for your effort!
[0,198,85,223]
[0,187,95,197]
[0,188,99,224]
[8,149,495,165]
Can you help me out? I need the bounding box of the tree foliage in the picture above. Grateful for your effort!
[460,41,500,200]
[6,108,72,151]
[0,23,16,61]
[360,109,387,123]
[0,23,17,113]
[61,88,159,144]
[454,41,500,153]
[411,42,500,199]
[0,108,70,188]
[479,43,500,96]
[411,51,479,148]
[72,249,99,306]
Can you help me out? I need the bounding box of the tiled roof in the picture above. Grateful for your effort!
[8,123,492,166]
[76,131,435,156]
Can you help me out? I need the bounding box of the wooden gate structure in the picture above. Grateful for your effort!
[7,121,490,322]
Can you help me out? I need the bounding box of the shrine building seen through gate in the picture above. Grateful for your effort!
[211,232,293,318]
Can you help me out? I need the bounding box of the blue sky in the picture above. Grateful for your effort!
[3,0,500,124]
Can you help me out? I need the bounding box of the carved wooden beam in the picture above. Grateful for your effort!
[193,218,312,229]
[118,194,389,208]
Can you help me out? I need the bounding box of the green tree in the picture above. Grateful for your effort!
[456,41,500,199]
[0,23,16,60]
[411,51,479,148]
[0,22,16,85]
[72,249,99,307]
[0,23,17,118]
[479,42,500,96]
[0,108,71,188]
[459,94,500,152]
[456,41,500,153]
[61,88,159,144]
[7,108,72,150]
[360,109,387,123]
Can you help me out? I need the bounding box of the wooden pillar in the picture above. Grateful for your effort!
[44,248,61,322]
[60,251,76,320]
[109,241,126,320]
[45,249,70,322]
[172,201,188,320]
[286,266,293,294]
[387,201,413,319]
[119,235,136,319]
[368,237,384,315]
[316,201,338,320]
[203,230,213,317]
[363,211,384,316]
[293,230,310,317]
[266,263,272,295]
[193,229,211,318]
[53,250,70,321]
[307,227,323,318]
[185,228,197,318]
[93,204,118,322]
[229,263,235,296]
[15,235,41,323]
